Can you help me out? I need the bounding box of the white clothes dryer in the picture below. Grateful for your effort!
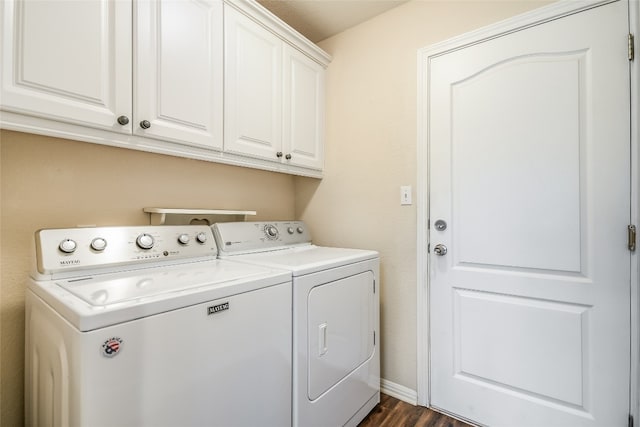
[213,221,380,427]
[26,225,292,427]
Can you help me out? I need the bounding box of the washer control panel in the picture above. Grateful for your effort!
[213,221,311,255]
[35,225,217,277]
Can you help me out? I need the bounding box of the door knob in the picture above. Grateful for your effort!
[433,244,447,256]
[117,115,129,125]
[140,120,151,129]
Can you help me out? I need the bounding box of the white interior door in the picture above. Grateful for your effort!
[429,2,631,426]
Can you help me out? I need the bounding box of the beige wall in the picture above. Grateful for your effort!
[295,0,549,392]
[0,130,295,426]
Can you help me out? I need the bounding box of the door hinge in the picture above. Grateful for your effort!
[629,414,634,427]
[629,33,635,61]
[629,225,636,252]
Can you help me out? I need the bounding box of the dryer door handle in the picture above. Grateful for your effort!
[319,323,328,356]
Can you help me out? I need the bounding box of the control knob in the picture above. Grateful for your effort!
[265,225,278,239]
[136,233,155,250]
[59,239,77,254]
[178,234,190,245]
[91,237,107,251]
[287,227,294,234]
[296,226,304,234]
[196,232,208,244]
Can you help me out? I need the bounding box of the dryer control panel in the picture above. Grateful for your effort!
[213,221,312,255]
[34,225,218,278]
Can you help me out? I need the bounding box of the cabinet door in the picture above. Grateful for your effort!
[224,5,282,161]
[0,0,132,132]
[283,45,325,170]
[135,0,223,150]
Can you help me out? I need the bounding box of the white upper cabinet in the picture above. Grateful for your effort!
[0,0,330,177]
[135,0,223,150]
[0,0,132,132]
[224,3,327,171]
[1,0,223,149]
[224,5,283,160]
[283,45,325,170]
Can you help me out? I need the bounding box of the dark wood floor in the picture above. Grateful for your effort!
[358,394,472,427]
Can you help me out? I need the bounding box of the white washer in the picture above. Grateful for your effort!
[213,221,380,427]
[26,225,293,427]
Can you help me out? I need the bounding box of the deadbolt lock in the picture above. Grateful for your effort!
[434,220,447,231]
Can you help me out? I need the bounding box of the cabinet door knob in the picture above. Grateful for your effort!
[276,152,283,158]
[285,153,292,160]
[117,115,129,125]
[140,120,151,129]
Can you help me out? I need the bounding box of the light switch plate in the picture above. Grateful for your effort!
[401,186,412,205]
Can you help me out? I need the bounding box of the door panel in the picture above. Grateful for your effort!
[454,289,587,406]
[429,2,631,425]
[453,53,583,272]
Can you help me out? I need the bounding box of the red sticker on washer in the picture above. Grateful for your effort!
[102,337,123,358]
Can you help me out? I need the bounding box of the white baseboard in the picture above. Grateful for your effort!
[380,378,418,406]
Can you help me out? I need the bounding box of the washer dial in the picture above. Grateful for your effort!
[178,234,190,245]
[136,233,155,250]
[59,239,77,253]
[91,237,107,251]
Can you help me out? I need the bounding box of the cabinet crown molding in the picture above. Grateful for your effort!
[225,0,332,67]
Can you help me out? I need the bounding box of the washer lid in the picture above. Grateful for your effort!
[56,260,273,306]
[29,259,291,331]
[224,245,379,276]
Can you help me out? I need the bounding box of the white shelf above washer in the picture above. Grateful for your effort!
[143,208,257,225]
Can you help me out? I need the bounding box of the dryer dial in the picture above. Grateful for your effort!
[264,224,279,240]
[196,232,208,244]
